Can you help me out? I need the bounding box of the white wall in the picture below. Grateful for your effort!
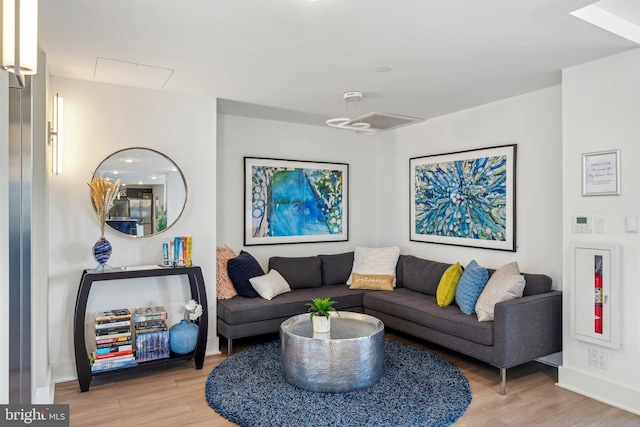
[0,70,9,403]
[376,87,563,285]
[216,114,379,267]
[32,50,53,403]
[558,48,640,415]
[48,78,218,382]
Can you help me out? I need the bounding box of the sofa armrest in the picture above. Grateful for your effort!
[492,291,562,369]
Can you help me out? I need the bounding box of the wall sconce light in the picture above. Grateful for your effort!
[2,0,39,77]
[48,93,63,175]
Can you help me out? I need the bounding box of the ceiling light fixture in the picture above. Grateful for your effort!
[326,91,425,135]
[2,0,38,78]
[326,91,378,136]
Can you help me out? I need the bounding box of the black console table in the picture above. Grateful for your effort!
[73,265,208,392]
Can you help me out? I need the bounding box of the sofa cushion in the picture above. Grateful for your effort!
[217,285,366,325]
[268,256,322,289]
[318,252,354,285]
[349,273,394,291]
[363,288,494,346]
[249,269,292,301]
[436,262,463,307]
[348,246,400,286]
[522,273,552,296]
[227,251,263,298]
[402,256,451,296]
[395,255,408,287]
[216,245,238,300]
[455,260,489,314]
[476,262,525,321]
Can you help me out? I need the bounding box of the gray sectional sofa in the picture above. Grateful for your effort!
[217,252,562,393]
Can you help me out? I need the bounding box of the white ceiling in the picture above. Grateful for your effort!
[39,0,639,126]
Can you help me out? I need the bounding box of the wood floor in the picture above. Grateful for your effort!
[54,331,640,427]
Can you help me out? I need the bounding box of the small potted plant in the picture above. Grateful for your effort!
[306,297,338,333]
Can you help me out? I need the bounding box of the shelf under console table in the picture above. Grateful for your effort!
[73,265,208,392]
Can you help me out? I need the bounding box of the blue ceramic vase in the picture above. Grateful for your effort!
[92,237,112,270]
[169,319,199,354]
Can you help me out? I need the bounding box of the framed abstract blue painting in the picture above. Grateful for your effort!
[244,157,349,245]
[410,145,517,251]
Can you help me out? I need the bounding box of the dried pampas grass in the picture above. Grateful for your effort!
[88,173,121,238]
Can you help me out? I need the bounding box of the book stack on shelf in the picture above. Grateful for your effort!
[92,308,136,373]
[133,306,170,362]
[162,236,192,267]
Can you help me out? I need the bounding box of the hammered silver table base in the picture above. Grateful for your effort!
[280,312,384,392]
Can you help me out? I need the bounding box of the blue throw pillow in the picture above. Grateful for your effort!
[227,251,264,298]
[454,260,489,315]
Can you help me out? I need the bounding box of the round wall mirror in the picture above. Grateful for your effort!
[93,148,188,237]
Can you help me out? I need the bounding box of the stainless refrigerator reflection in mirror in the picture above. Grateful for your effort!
[92,148,187,237]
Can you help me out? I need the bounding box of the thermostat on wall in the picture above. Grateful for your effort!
[574,215,592,233]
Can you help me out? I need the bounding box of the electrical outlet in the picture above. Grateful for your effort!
[597,351,608,370]
[589,348,608,370]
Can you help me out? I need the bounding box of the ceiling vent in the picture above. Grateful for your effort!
[326,91,424,135]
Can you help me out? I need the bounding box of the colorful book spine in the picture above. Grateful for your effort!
[95,335,131,345]
[133,306,168,323]
[94,350,134,360]
[91,357,137,373]
[96,341,133,350]
[174,237,180,263]
[135,330,170,363]
[95,327,132,337]
[162,242,170,266]
[95,320,131,330]
[95,308,131,323]
[186,236,193,267]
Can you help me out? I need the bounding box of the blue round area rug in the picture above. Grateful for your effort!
[205,340,471,427]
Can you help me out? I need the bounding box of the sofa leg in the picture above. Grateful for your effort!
[500,368,507,395]
[227,339,233,357]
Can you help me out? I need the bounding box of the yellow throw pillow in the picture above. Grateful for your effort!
[436,263,463,307]
[349,273,394,291]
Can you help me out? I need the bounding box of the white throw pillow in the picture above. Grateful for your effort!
[347,246,400,287]
[249,269,292,300]
[475,262,526,321]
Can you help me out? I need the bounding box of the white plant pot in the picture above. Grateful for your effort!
[312,315,331,333]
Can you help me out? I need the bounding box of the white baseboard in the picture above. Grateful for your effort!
[53,360,78,384]
[206,335,221,356]
[32,365,55,404]
[558,365,640,416]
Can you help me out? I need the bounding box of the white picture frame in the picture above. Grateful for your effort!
[582,150,620,196]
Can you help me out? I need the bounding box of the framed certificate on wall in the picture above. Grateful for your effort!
[582,149,620,196]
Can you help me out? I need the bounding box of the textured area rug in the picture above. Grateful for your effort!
[205,340,471,427]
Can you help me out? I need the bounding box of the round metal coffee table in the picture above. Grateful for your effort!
[280,311,384,392]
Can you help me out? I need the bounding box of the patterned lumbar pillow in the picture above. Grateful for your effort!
[475,262,526,321]
[436,262,463,307]
[216,245,238,300]
[349,273,394,291]
[454,260,489,315]
[249,269,292,300]
[227,251,264,298]
[348,246,400,286]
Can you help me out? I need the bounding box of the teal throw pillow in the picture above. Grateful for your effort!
[454,260,489,315]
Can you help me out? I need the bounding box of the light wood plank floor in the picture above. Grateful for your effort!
[55,331,640,427]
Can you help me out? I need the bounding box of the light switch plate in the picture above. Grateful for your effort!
[594,216,606,233]
[625,214,639,233]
